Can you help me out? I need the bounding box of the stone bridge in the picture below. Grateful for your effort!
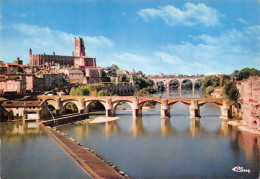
[148,76,204,96]
[38,95,232,120]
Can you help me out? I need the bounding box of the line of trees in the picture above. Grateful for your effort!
[70,84,110,96]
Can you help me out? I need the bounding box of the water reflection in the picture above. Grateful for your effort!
[160,118,174,136]
[1,122,44,144]
[57,113,259,178]
[1,121,90,179]
[75,124,89,140]
[130,117,145,137]
[217,120,232,136]
[187,119,204,136]
[103,120,119,136]
[231,128,260,160]
[65,116,246,138]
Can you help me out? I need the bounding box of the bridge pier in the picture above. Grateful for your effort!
[106,98,116,117]
[161,109,171,119]
[79,98,86,114]
[132,98,142,118]
[132,108,142,118]
[161,100,171,118]
[106,109,116,117]
[189,100,201,119]
[220,104,232,120]
[56,97,64,115]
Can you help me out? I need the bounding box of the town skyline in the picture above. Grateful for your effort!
[1,0,259,75]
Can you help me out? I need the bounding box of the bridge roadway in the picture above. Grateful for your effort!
[38,95,232,119]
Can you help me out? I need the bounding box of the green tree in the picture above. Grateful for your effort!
[202,76,220,90]
[104,64,120,77]
[224,81,239,101]
[70,84,110,96]
[205,86,214,95]
[236,67,260,81]
[134,88,150,96]
[65,102,78,114]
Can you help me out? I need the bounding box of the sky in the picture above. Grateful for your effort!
[0,0,259,75]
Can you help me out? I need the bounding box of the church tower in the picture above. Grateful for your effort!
[74,37,86,57]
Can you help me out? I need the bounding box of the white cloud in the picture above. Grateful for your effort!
[138,3,223,27]
[99,53,153,72]
[238,18,247,24]
[0,23,113,63]
[155,52,183,65]
[156,26,260,74]
[113,53,150,62]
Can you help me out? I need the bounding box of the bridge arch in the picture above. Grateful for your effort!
[113,100,133,110]
[60,99,81,114]
[169,101,190,112]
[193,78,202,89]
[85,100,106,113]
[41,99,59,110]
[139,100,162,110]
[199,102,222,117]
[112,100,133,117]
[64,102,79,114]
[169,79,180,90]
[199,101,223,107]
[199,102,222,132]
[181,79,193,90]
[168,101,190,108]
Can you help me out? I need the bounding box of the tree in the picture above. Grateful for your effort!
[202,76,220,90]
[70,84,110,96]
[224,81,239,101]
[205,86,214,95]
[104,64,120,77]
[134,88,150,96]
[65,102,78,114]
[235,67,260,81]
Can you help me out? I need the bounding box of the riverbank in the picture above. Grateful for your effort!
[42,125,129,178]
[227,120,260,135]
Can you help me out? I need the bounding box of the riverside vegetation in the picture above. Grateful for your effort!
[202,67,260,101]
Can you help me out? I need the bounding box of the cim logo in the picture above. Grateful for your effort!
[232,166,251,174]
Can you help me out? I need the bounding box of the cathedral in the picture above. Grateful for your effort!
[29,37,102,83]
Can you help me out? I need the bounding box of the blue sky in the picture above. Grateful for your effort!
[0,0,259,75]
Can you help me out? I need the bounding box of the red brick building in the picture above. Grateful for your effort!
[0,74,26,95]
[237,76,260,130]
[29,37,97,68]
[26,75,45,93]
[29,36,102,84]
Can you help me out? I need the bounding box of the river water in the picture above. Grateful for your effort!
[1,122,90,179]
[1,90,259,178]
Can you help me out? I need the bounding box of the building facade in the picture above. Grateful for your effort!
[0,74,26,95]
[29,36,102,84]
[1,100,49,121]
[29,37,97,68]
[236,76,260,130]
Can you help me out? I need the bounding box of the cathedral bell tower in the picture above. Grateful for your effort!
[74,37,86,57]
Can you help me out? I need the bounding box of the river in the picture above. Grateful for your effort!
[1,90,259,178]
